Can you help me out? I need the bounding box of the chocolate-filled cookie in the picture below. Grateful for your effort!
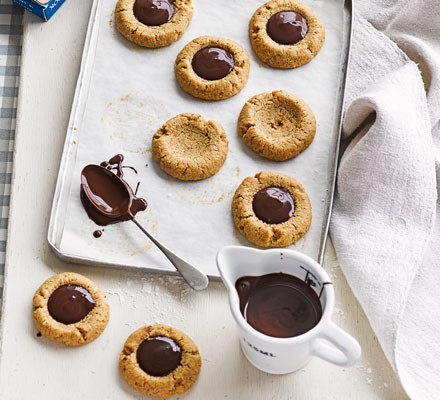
[238,90,316,161]
[232,171,312,247]
[33,272,110,346]
[249,0,325,69]
[119,324,201,398]
[152,113,228,180]
[115,0,193,48]
[175,36,250,100]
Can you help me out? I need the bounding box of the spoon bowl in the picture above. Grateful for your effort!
[81,164,131,217]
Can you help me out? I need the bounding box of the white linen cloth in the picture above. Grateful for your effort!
[330,1,440,399]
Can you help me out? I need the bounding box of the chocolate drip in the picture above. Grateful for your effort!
[236,273,322,338]
[48,284,96,325]
[192,47,235,81]
[267,11,308,45]
[252,187,295,224]
[136,336,182,376]
[81,154,147,226]
[133,0,174,26]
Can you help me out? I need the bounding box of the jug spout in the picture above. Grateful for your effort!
[216,246,264,292]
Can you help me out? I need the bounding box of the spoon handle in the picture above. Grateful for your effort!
[132,218,209,291]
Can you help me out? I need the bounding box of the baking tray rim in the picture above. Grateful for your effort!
[47,0,354,279]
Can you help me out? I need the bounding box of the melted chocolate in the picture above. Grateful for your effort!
[267,11,308,45]
[80,154,147,226]
[136,336,182,376]
[93,230,103,238]
[133,0,174,26]
[192,47,234,81]
[48,284,96,325]
[236,273,322,338]
[252,187,295,224]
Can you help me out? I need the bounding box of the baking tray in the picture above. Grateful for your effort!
[47,0,353,278]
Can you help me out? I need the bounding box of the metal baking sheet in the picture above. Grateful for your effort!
[48,0,353,278]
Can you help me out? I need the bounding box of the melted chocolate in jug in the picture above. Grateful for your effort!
[236,273,322,338]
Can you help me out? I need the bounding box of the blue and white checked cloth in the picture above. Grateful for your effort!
[0,1,22,302]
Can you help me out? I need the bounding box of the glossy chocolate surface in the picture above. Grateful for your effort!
[133,0,174,26]
[267,11,308,45]
[48,284,96,325]
[236,273,322,338]
[192,47,234,80]
[252,187,295,224]
[80,154,147,226]
[136,336,182,376]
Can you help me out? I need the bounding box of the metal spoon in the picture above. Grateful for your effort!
[131,218,209,291]
[81,164,209,291]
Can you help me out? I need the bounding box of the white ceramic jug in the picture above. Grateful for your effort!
[217,245,362,374]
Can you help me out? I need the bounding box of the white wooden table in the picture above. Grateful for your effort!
[0,2,409,399]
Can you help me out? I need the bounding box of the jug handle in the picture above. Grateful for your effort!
[311,321,361,366]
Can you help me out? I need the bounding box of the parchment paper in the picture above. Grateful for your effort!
[59,0,344,276]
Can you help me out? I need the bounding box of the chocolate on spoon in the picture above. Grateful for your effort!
[81,165,147,225]
[80,155,209,291]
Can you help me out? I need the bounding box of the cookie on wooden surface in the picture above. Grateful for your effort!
[33,272,110,346]
[119,324,201,398]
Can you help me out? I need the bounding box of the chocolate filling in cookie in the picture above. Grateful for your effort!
[133,0,175,26]
[47,284,96,325]
[267,11,308,45]
[137,336,183,376]
[252,187,295,224]
[192,47,235,80]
